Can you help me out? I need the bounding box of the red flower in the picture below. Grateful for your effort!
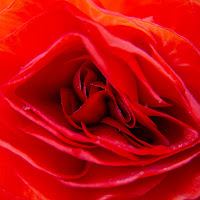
[0,0,200,199]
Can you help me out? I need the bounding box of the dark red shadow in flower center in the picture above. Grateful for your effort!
[60,60,135,130]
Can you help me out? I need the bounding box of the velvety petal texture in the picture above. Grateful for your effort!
[0,0,200,199]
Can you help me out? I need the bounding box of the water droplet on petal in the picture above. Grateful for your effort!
[23,105,30,111]
[96,140,100,144]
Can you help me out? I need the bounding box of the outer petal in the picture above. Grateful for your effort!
[92,0,162,18]
[0,147,41,200]
[135,156,200,200]
[0,0,58,39]
[0,0,14,12]
[91,0,200,49]
[0,0,72,86]
[0,144,166,200]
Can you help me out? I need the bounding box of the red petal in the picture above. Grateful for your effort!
[135,156,200,200]
[0,147,40,200]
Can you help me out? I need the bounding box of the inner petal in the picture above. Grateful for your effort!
[71,91,108,125]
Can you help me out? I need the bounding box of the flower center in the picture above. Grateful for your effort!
[60,60,135,129]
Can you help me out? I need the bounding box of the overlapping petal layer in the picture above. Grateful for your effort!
[0,0,200,199]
